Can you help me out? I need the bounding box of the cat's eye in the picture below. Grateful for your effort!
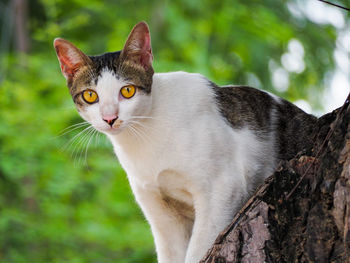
[120,85,136,99]
[82,89,99,104]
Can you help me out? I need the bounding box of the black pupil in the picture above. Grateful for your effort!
[127,88,130,93]
[89,91,93,97]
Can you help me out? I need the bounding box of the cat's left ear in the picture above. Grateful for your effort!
[120,21,153,70]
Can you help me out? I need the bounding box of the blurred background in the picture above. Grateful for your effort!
[0,0,349,262]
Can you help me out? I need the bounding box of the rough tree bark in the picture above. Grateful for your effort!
[201,93,350,263]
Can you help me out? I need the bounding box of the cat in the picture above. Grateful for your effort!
[54,21,317,263]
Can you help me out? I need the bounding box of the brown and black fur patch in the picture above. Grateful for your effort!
[89,50,154,93]
[116,59,154,93]
[274,99,317,160]
[68,50,153,107]
[67,51,121,100]
[213,84,317,161]
[213,85,275,132]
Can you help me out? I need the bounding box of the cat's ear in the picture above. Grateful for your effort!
[120,22,153,70]
[53,38,91,80]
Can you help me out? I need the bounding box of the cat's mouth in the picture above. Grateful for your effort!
[96,119,124,135]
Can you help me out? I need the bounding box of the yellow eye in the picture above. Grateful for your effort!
[120,85,136,99]
[82,89,98,104]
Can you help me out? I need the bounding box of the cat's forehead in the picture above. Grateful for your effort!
[90,50,153,93]
[89,51,121,79]
[70,49,153,95]
[68,51,121,95]
[96,69,128,91]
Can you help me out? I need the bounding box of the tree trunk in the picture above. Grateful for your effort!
[201,94,350,263]
[13,0,29,53]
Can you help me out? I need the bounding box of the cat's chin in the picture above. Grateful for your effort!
[94,126,123,136]
[107,128,123,135]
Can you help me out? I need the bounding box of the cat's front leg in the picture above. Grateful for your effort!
[131,181,192,263]
[185,178,243,263]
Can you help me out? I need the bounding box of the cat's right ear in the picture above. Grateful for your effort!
[120,22,153,70]
[53,38,91,80]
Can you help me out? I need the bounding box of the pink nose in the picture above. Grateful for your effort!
[103,115,118,126]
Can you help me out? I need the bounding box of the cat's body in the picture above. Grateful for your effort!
[54,22,317,262]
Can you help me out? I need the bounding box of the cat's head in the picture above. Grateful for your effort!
[54,22,154,135]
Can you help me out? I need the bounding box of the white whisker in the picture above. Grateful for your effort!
[127,124,143,143]
[74,127,96,165]
[128,119,160,139]
[61,125,94,152]
[128,122,154,146]
[54,121,90,138]
[94,131,101,146]
[84,128,98,164]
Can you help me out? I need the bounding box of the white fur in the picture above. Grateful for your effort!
[80,71,277,262]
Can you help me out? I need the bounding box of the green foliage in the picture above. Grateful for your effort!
[0,0,346,262]
[0,53,155,262]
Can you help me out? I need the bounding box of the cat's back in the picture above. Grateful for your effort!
[153,72,317,161]
[213,84,318,160]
